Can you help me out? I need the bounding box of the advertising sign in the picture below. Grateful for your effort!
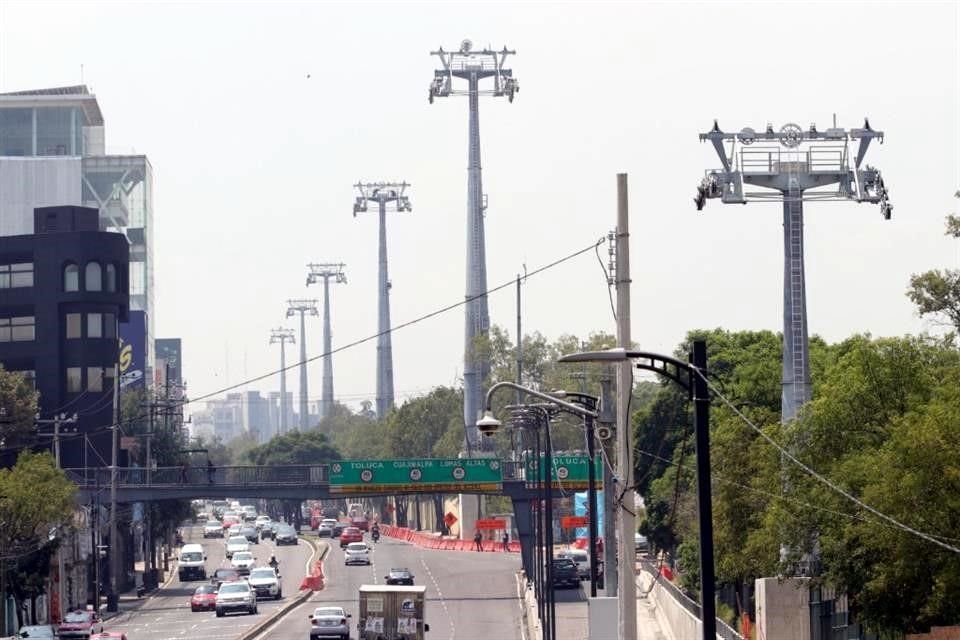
[574,491,604,539]
[155,338,182,386]
[329,458,502,494]
[561,515,589,528]
[119,311,147,389]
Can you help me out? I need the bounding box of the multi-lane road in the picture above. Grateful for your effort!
[103,525,534,640]
[102,524,315,640]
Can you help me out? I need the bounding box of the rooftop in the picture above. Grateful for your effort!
[0,84,104,126]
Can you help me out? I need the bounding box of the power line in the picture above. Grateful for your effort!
[701,371,960,555]
[0,238,605,457]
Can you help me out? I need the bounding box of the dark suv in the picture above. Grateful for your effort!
[210,568,241,589]
[240,526,259,544]
[551,558,580,589]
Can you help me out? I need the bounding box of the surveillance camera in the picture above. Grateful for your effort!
[477,411,501,436]
[596,426,612,441]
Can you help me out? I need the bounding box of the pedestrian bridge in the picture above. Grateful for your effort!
[63,461,555,503]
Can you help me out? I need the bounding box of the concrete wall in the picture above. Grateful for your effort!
[0,157,82,236]
[755,577,810,640]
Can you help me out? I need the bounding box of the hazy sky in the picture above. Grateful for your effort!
[1,1,957,413]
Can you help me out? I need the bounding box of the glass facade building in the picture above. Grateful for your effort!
[0,85,156,381]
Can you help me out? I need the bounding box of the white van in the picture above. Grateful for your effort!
[178,543,207,581]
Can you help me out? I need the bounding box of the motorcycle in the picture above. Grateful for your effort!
[371,529,380,543]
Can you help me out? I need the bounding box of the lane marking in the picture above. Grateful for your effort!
[418,549,456,640]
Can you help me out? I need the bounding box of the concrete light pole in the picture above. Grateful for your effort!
[307,263,347,423]
[286,300,318,430]
[429,40,519,450]
[269,328,295,434]
[353,183,411,419]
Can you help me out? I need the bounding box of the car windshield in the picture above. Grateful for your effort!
[233,552,253,560]
[249,569,274,579]
[347,543,367,551]
[219,583,248,594]
[206,521,221,527]
[181,552,203,562]
[215,569,238,577]
[314,607,345,617]
[195,585,216,594]
[63,612,92,623]
[227,536,247,545]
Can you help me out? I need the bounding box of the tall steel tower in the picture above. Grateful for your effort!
[429,39,519,448]
[306,262,347,423]
[696,118,892,422]
[353,182,412,418]
[286,299,319,430]
[269,327,295,435]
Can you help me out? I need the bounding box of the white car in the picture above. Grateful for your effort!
[317,518,337,538]
[215,580,257,617]
[230,551,256,574]
[247,566,282,600]
[203,520,224,538]
[344,542,371,566]
[225,535,250,559]
[255,515,272,530]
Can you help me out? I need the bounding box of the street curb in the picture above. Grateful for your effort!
[238,535,329,640]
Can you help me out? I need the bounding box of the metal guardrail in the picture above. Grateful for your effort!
[639,559,744,640]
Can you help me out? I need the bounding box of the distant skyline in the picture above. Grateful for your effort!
[1,1,957,414]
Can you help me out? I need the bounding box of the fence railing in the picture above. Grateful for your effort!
[639,559,744,640]
[62,465,330,487]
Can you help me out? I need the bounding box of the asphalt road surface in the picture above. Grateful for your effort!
[254,531,526,640]
[101,523,315,640]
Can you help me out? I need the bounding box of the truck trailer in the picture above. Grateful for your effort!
[358,585,430,640]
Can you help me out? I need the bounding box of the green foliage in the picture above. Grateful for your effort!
[0,366,39,448]
[0,451,75,557]
[907,214,960,333]
[243,429,341,466]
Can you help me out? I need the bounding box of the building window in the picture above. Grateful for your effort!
[104,312,116,339]
[64,264,79,292]
[87,367,104,392]
[85,262,102,291]
[66,367,82,393]
[66,313,82,339]
[0,316,35,342]
[87,313,103,338]
[0,108,33,156]
[105,264,117,292]
[0,263,33,288]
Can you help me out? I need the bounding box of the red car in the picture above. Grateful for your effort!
[222,516,240,529]
[191,584,218,611]
[58,609,104,638]
[351,516,369,531]
[339,526,363,548]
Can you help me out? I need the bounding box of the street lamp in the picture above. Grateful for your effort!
[558,340,716,640]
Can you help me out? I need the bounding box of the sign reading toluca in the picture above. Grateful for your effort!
[524,454,602,490]
[329,458,503,494]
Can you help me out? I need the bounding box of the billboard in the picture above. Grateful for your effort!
[119,310,147,388]
[155,338,182,387]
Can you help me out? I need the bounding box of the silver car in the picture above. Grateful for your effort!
[215,581,258,617]
[309,606,352,640]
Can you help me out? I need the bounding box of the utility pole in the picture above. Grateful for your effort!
[516,274,522,404]
[353,182,411,418]
[615,173,636,639]
[269,328,296,435]
[36,412,77,623]
[306,262,347,423]
[429,40,519,450]
[286,300,318,430]
[108,359,119,611]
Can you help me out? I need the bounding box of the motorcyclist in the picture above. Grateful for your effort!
[268,554,280,570]
[371,522,381,543]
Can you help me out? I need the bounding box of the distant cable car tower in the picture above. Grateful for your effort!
[429,39,519,450]
[306,262,347,423]
[696,118,892,422]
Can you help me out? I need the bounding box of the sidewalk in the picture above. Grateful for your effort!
[99,560,176,622]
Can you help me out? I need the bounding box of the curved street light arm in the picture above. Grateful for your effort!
[483,381,599,420]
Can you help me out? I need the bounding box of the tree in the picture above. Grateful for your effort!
[0,451,75,625]
[907,215,960,333]
[0,367,39,449]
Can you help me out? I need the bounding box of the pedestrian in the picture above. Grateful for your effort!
[474,530,483,552]
[501,531,509,552]
[207,459,215,485]
[179,463,188,483]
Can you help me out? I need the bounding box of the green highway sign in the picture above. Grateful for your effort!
[329,458,503,494]
[524,454,602,490]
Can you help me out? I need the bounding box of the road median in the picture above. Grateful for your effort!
[239,533,329,640]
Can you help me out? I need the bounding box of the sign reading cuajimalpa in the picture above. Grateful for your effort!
[329,458,503,494]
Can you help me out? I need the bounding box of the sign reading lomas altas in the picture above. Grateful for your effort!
[329,458,503,493]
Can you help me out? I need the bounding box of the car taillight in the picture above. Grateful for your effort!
[312,620,318,625]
